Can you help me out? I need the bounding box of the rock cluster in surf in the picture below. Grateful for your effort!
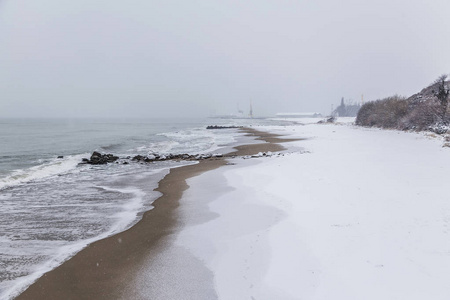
[79,150,301,166]
[80,152,225,165]
[81,151,119,165]
[131,153,223,163]
[206,125,243,130]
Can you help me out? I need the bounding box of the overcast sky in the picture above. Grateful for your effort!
[1,0,450,118]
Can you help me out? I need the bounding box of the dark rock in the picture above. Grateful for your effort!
[91,151,102,158]
[132,155,145,161]
[106,154,119,162]
[318,116,336,124]
[86,151,226,165]
[57,156,64,159]
[86,152,119,165]
[327,116,336,123]
[206,125,243,130]
[429,122,448,134]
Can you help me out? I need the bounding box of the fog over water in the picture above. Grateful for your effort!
[1,0,450,118]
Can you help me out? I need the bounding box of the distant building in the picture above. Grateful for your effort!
[276,112,323,118]
[333,98,361,117]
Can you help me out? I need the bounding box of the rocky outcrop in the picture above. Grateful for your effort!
[81,152,119,165]
[79,149,288,166]
[406,80,450,108]
[206,125,243,130]
[131,153,223,163]
[318,116,336,124]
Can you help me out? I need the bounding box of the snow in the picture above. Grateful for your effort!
[175,122,450,299]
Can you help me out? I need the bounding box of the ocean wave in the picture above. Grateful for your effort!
[0,168,169,300]
[100,142,124,151]
[0,154,88,191]
[155,127,238,155]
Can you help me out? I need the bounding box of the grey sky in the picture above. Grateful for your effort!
[1,0,450,118]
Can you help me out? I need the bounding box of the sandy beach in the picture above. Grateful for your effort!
[3,0,449,298]
[15,120,450,299]
[16,128,289,300]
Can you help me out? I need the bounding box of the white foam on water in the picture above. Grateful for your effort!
[1,185,151,300]
[140,140,180,154]
[0,154,88,191]
[156,127,239,154]
[126,127,242,156]
[97,186,149,234]
[0,121,249,299]
[0,162,199,300]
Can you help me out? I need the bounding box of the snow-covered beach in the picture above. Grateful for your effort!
[129,119,450,299]
[4,0,450,298]
[17,119,450,299]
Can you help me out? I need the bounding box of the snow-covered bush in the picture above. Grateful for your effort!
[355,75,450,134]
[355,95,408,128]
[398,99,442,131]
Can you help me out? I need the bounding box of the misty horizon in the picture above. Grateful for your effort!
[1,0,450,118]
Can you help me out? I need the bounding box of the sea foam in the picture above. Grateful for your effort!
[0,154,87,191]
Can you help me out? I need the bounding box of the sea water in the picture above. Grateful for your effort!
[0,117,284,300]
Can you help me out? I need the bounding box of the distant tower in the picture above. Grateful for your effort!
[361,94,364,106]
[249,101,253,118]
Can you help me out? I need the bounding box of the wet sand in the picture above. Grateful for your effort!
[242,127,305,144]
[16,128,295,300]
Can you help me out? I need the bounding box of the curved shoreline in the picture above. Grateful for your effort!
[16,128,293,300]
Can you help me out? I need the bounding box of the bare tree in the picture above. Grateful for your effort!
[433,74,450,120]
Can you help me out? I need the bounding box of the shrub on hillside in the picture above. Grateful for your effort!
[355,75,450,133]
[355,95,408,128]
[355,101,376,126]
[398,99,442,131]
